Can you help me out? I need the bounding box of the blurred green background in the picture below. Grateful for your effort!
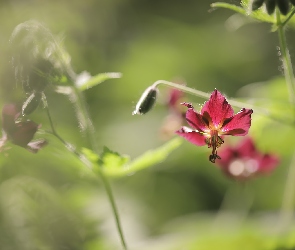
[0,0,294,249]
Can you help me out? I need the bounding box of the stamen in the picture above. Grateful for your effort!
[207,130,224,163]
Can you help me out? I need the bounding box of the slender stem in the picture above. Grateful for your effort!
[276,10,295,230]
[152,80,271,116]
[96,169,127,250]
[71,86,99,152]
[43,92,128,249]
[280,151,295,231]
[276,10,295,105]
[282,7,295,27]
[213,182,253,227]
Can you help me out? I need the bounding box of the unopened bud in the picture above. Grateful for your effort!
[132,85,158,115]
[277,0,290,15]
[265,0,276,14]
[252,0,264,10]
[22,91,42,116]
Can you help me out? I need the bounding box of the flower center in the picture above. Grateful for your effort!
[205,130,224,163]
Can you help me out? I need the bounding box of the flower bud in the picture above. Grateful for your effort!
[277,0,290,15]
[266,0,276,14]
[252,0,264,10]
[132,85,158,115]
[22,91,42,116]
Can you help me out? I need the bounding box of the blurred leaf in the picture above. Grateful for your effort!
[83,137,182,177]
[76,72,122,91]
[104,137,183,177]
[237,77,295,155]
[98,146,130,170]
[211,2,276,24]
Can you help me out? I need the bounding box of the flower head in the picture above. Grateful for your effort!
[176,89,253,163]
[1,104,47,153]
[216,137,279,180]
[252,0,294,15]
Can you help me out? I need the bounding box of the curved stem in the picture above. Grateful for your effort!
[44,92,128,249]
[152,80,272,116]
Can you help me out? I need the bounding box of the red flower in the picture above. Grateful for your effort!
[176,89,253,163]
[216,137,279,180]
[1,104,47,153]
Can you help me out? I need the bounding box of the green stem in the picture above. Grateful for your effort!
[282,7,295,27]
[96,169,127,250]
[71,86,99,152]
[280,151,295,231]
[152,80,270,115]
[276,10,295,230]
[44,90,128,249]
[70,86,128,249]
[276,10,295,105]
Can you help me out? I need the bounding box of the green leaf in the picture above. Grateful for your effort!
[103,137,183,177]
[81,147,100,163]
[211,2,247,15]
[211,2,276,24]
[76,72,122,91]
[98,146,130,170]
[82,137,182,178]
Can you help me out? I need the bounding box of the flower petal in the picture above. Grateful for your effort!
[201,90,234,128]
[221,108,253,136]
[27,139,48,153]
[11,121,39,147]
[175,126,206,146]
[182,102,208,132]
[258,154,280,174]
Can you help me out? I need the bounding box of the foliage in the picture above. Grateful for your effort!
[1,0,295,249]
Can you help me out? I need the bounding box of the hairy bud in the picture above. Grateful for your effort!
[132,85,158,115]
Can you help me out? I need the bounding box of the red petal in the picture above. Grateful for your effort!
[176,126,206,146]
[221,108,253,136]
[11,121,39,147]
[182,102,208,132]
[1,104,21,134]
[201,90,234,127]
[258,154,280,173]
[235,137,257,156]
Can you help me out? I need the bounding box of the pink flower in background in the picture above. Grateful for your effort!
[167,88,184,113]
[216,137,279,180]
[1,104,47,153]
[176,89,253,163]
[160,88,186,140]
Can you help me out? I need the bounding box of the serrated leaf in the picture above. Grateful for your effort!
[81,147,99,163]
[103,137,182,177]
[98,146,130,169]
[76,72,122,91]
[211,2,276,24]
[82,138,182,177]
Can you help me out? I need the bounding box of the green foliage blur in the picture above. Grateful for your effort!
[0,0,295,249]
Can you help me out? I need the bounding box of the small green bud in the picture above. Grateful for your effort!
[277,0,290,15]
[132,85,158,115]
[22,91,42,116]
[252,0,265,10]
